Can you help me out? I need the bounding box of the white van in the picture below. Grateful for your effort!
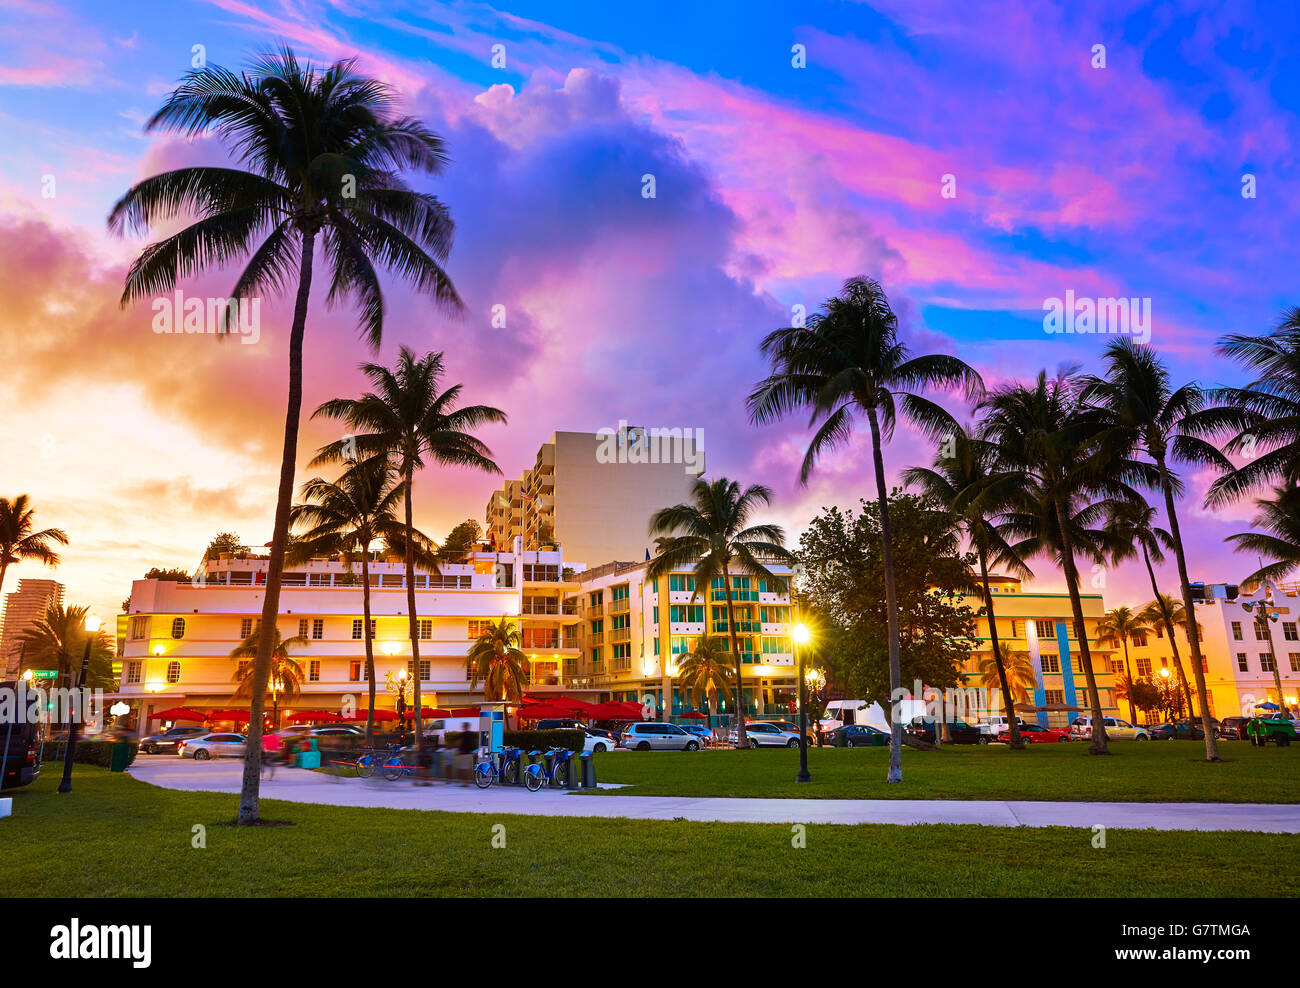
[820,700,894,733]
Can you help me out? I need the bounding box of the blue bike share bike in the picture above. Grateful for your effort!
[355,744,413,782]
[522,747,574,792]
[473,747,523,788]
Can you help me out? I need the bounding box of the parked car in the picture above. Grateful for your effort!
[1,680,40,790]
[907,718,989,744]
[139,726,208,754]
[309,725,364,739]
[997,723,1071,743]
[765,719,817,744]
[1245,714,1296,746]
[620,722,700,751]
[1147,723,1176,741]
[680,724,712,745]
[1219,716,1250,740]
[729,722,802,748]
[583,730,613,753]
[178,733,248,759]
[980,716,1026,737]
[1069,716,1150,741]
[535,718,586,731]
[826,724,888,747]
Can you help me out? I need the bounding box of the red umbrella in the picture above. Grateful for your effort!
[151,706,206,721]
[204,708,250,721]
[286,710,340,723]
[678,710,707,719]
[518,704,570,720]
[587,701,646,721]
[523,695,593,713]
[342,709,400,723]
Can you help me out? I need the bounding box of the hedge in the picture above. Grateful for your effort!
[66,740,139,768]
[504,730,586,752]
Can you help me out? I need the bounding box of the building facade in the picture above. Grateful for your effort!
[2,578,64,677]
[484,429,703,565]
[116,539,588,731]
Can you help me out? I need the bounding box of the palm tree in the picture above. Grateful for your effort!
[110,50,462,824]
[0,495,69,603]
[1135,594,1196,718]
[231,627,309,730]
[18,603,114,694]
[1095,606,1149,723]
[289,457,411,744]
[465,619,527,702]
[674,634,734,719]
[975,649,1035,705]
[645,478,793,749]
[313,348,505,751]
[1082,339,1228,760]
[747,277,983,781]
[904,427,1032,749]
[979,370,1140,755]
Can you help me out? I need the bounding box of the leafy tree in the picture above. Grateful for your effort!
[111,50,462,825]
[795,493,976,718]
[0,495,68,603]
[439,518,483,561]
[204,532,247,560]
[145,567,192,582]
[748,276,982,781]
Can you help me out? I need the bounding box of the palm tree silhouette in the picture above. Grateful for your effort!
[0,494,68,604]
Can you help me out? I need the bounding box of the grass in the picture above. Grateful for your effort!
[2,768,1297,897]
[590,740,1300,802]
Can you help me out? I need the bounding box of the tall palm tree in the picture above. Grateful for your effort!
[313,348,505,752]
[975,649,1035,705]
[1225,485,1300,715]
[1101,500,1195,717]
[231,627,309,730]
[1082,339,1228,760]
[980,370,1141,755]
[747,277,983,781]
[289,457,411,744]
[645,478,793,749]
[0,495,69,603]
[1095,606,1149,723]
[465,619,527,702]
[18,603,114,694]
[110,50,462,824]
[1136,594,1196,718]
[674,633,734,719]
[904,426,1032,749]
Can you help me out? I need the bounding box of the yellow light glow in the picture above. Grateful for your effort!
[792,622,811,645]
[1159,667,1170,678]
[146,681,164,693]
[84,613,103,633]
[152,645,165,656]
[381,641,401,656]
[22,669,33,681]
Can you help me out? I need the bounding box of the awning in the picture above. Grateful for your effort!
[149,706,207,721]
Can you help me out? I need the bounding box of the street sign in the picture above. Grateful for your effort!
[30,670,57,680]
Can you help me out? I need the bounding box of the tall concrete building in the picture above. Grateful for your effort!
[1,578,64,676]
[485,428,704,567]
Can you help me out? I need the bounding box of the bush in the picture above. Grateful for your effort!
[71,740,138,768]
[504,730,586,752]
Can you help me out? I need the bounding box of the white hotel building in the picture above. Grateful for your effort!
[117,538,587,730]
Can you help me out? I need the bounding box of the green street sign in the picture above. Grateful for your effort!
[30,670,57,680]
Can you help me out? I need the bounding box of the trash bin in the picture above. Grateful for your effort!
[579,751,596,789]
[109,741,132,773]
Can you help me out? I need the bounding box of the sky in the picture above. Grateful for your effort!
[0,0,1297,621]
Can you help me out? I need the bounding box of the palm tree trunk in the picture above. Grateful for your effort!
[1053,500,1109,755]
[1141,544,1195,717]
[237,228,316,825]
[722,569,746,749]
[866,407,903,783]
[403,457,423,753]
[361,552,376,746]
[1156,456,1221,761]
[1121,638,1137,724]
[978,543,1024,749]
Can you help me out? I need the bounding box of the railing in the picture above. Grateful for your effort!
[522,599,561,615]
[610,597,630,614]
[610,627,631,643]
[711,589,759,603]
[590,632,605,644]
[713,621,761,634]
[588,603,604,618]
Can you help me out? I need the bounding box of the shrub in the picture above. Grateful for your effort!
[70,740,138,768]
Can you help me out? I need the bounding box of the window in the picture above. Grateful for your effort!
[467,620,492,640]
[240,618,254,639]
[1285,623,1298,642]
[670,636,689,655]
[668,574,695,593]
[652,637,659,656]
[1132,634,1147,648]
[611,613,630,630]
[590,619,604,635]
[170,618,185,639]
[1290,653,1300,673]
[129,617,148,640]
[309,660,320,683]
[1111,660,1124,674]
[1045,689,1064,705]
[348,661,362,682]
[311,619,323,640]
[1155,625,1164,639]
[1160,657,1168,668]
[1231,621,1243,641]
[652,606,659,624]
[1255,621,1268,641]
[760,606,790,623]
[589,590,603,606]
[1136,657,1152,677]
[166,661,180,683]
[1237,653,1249,672]
[1041,655,1060,674]
[760,636,790,654]
[236,661,250,680]
[418,619,432,641]
[352,619,375,640]
[758,577,788,594]
[299,619,309,638]
[1036,620,1056,639]
[125,661,141,685]
[611,584,630,602]
[407,659,431,681]
[590,647,603,666]
[1261,652,1277,672]
[669,604,704,623]
[612,643,631,658]
[309,573,330,586]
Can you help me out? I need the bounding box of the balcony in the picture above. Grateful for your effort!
[520,631,560,650]
[610,597,630,614]
[588,603,604,618]
[590,631,605,644]
[713,621,761,635]
[610,626,631,643]
[712,589,759,603]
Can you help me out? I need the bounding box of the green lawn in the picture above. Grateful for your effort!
[590,740,1300,802]
[2,768,1297,897]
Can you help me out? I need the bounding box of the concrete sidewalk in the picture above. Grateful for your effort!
[128,759,1300,832]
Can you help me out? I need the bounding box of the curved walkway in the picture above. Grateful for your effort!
[128,759,1300,832]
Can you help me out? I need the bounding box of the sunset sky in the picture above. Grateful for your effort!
[1,0,1297,621]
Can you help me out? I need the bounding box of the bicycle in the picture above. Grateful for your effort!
[354,744,412,781]
[522,747,574,792]
[473,747,524,789]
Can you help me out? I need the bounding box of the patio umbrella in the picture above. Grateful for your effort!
[587,701,646,721]
[1255,701,1281,711]
[204,709,250,721]
[151,706,206,721]
[286,710,340,723]
[342,709,400,723]
[518,704,570,720]
[678,711,707,719]
[524,695,593,713]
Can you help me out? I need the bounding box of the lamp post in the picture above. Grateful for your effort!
[793,622,812,783]
[58,613,102,794]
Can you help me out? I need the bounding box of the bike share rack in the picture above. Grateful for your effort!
[483,747,596,789]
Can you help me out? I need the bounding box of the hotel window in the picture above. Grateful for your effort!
[171,618,186,639]
[1201,657,1209,673]
[652,637,659,655]
[407,659,431,681]
[612,584,630,602]
[1290,653,1300,673]
[760,606,790,623]
[1111,660,1124,674]
[669,605,704,623]
[1255,621,1268,641]
[352,619,375,640]
[1285,623,1298,641]
[1155,625,1164,639]
[1132,634,1147,648]
[1236,653,1249,672]
[670,636,689,654]
[166,661,181,683]
[348,661,362,682]
[590,647,603,666]
[760,636,791,654]
[589,590,603,606]
[309,660,320,683]
[299,619,309,638]
[129,617,148,640]
[590,618,604,634]
[652,606,659,624]
[1136,657,1152,677]
[418,619,432,641]
[611,614,630,630]
[240,618,254,639]
[668,574,695,593]
[124,661,141,685]
[758,577,788,594]
[309,573,330,586]
[612,643,631,658]
[467,620,492,640]
[311,619,323,640]
[1036,620,1057,639]
[1231,621,1243,641]
[1260,652,1277,672]
[1160,657,1168,669]
[1009,620,1019,638]
[1041,655,1060,673]
[1044,689,1064,705]
[236,661,251,680]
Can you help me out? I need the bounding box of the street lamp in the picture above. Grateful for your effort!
[793,622,812,783]
[58,613,102,794]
